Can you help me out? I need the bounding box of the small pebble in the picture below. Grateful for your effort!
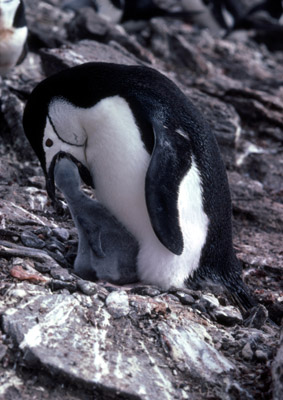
[213,306,243,326]
[202,294,220,309]
[130,285,161,297]
[106,290,130,318]
[255,350,268,362]
[175,292,195,305]
[34,263,51,274]
[53,227,70,242]
[49,279,77,293]
[46,238,65,253]
[21,231,45,249]
[8,288,28,299]
[50,266,74,282]
[77,280,98,296]
[241,342,254,360]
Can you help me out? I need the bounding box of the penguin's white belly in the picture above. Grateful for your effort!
[0,27,27,74]
[82,96,153,241]
[47,96,210,289]
[138,159,209,289]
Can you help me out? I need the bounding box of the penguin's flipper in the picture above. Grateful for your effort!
[145,119,192,256]
[77,215,106,258]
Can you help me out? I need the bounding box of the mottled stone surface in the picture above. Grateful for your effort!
[2,289,238,400]
[0,0,282,399]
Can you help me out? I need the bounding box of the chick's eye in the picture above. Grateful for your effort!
[45,139,53,147]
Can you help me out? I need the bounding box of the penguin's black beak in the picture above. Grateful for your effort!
[47,151,94,214]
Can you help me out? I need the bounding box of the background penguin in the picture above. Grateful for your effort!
[246,0,283,21]
[0,0,28,76]
[23,62,254,308]
[204,0,245,29]
[54,153,139,284]
[63,0,201,24]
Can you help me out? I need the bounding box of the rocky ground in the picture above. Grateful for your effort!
[0,1,282,399]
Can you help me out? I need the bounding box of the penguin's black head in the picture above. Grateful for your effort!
[23,86,94,209]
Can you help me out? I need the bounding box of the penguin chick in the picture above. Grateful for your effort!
[54,153,139,284]
[0,0,28,76]
[23,62,255,308]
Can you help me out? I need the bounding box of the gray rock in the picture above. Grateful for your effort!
[175,291,195,305]
[202,294,220,309]
[1,293,183,400]
[105,290,130,318]
[213,305,243,326]
[40,39,142,77]
[20,231,46,249]
[241,342,254,361]
[49,279,77,292]
[255,349,268,362]
[158,321,234,381]
[130,285,161,297]
[52,227,70,242]
[77,279,98,296]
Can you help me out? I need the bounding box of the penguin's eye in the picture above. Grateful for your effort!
[45,139,53,147]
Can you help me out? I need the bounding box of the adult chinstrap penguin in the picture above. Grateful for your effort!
[54,152,139,284]
[0,0,28,76]
[23,62,255,308]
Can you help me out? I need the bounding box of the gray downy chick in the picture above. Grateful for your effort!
[54,155,139,284]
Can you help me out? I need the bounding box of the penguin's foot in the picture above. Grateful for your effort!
[186,274,256,312]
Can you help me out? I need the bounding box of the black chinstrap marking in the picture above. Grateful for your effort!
[47,114,85,147]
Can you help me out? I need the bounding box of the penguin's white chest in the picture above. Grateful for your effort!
[0,26,27,74]
[82,96,153,242]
